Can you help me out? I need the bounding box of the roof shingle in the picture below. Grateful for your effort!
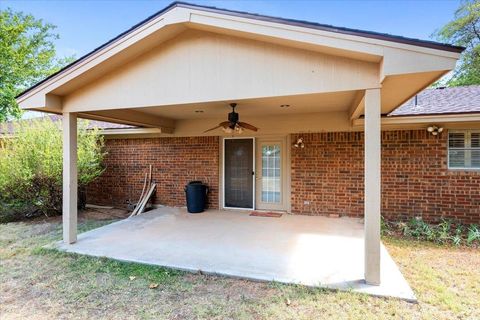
[389,85,480,116]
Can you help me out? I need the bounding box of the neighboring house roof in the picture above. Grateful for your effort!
[390,85,480,117]
[0,114,134,136]
[16,1,464,101]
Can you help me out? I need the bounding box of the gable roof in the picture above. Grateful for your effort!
[16,1,464,100]
[390,85,480,117]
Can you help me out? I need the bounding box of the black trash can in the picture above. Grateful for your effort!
[184,181,208,213]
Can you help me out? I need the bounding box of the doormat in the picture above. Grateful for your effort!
[249,211,283,218]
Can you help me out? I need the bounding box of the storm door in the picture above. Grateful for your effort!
[223,138,254,209]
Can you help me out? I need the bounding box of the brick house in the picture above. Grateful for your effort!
[15,2,470,285]
[11,86,476,225]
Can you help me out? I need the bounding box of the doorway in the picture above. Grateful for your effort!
[222,136,288,211]
[223,138,254,209]
[255,137,287,211]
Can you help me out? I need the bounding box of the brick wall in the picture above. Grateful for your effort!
[86,136,219,209]
[291,132,364,218]
[291,130,480,224]
[87,130,480,224]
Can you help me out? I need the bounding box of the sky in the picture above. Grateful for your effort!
[1,0,461,60]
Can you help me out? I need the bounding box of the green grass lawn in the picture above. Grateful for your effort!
[1,216,479,320]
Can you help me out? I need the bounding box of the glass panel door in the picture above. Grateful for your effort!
[256,138,285,211]
[224,139,254,208]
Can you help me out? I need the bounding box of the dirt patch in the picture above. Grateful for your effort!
[79,207,129,220]
[22,207,129,225]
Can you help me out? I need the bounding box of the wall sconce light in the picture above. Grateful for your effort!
[427,125,444,136]
[294,137,305,148]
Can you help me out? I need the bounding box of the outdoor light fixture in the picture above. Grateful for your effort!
[234,124,244,134]
[221,124,244,134]
[427,125,444,136]
[204,103,258,134]
[222,126,234,134]
[294,137,305,148]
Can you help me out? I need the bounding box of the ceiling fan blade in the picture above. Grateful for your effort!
[238,122,258,132]
[203,121,231,133]
[203,125,222,133]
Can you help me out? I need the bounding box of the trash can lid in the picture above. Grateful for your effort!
[188,181,203,185]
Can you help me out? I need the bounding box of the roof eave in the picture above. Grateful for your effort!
[175,2,465,53]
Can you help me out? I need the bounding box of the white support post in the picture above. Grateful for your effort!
[364,88,381,285]
[62,112,78,244]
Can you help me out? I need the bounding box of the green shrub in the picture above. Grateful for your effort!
[451,224,464,246]
[405,218,435,240]
[0,118,106,222]
[436,219,452,244]
[380,216,388,236]
[386,217,479,247]
[467,225,480,245]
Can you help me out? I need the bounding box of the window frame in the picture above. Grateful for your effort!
[448,129,480,170]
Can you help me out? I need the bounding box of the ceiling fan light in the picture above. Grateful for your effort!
[205,103,257,134]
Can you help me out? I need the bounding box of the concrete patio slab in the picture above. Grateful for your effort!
[54,207,416,301]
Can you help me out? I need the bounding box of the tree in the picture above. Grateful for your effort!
[0,118,106,222]
[0,8,74,122]
[434,0,480,86]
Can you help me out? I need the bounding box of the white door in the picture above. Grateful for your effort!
[255,138,286,211]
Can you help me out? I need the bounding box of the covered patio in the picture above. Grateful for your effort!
[17,2,462,301]
[54,207,416,301]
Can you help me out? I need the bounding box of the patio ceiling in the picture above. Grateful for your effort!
[109,90,358,120]
[75,90,362,136]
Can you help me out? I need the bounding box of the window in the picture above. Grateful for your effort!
[261,144,281,203]
[448,130,480,169]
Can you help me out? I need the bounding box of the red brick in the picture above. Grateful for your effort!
[86,136,219,209]
[291,130,480,224]
[87,130,480,224]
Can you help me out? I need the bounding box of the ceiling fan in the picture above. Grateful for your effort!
[204,103,258,134]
